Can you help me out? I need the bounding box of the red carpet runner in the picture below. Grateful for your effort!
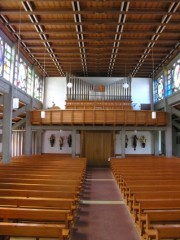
[72,168,140,240]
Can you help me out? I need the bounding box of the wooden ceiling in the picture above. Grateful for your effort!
[0,0,180,78]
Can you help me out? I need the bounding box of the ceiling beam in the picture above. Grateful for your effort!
[1,9,180,15]
[20,38,179,43]
[0,0,179,2]
[4,21,180,26]
[10,30,180,35]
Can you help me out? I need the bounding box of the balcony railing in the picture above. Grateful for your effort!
[31,109,168,126]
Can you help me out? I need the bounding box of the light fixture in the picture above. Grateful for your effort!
[67,82,73,88]
[123,83,129,89]
[152,111,156,119]
[13,98,19,109]
[123,64,129,89]
[12,9,21,110]
[41,111,45,118]
[67,64,73,88]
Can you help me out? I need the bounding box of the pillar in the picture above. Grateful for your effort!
[2,90,13,163]
[72,129,76,157]
[24,102,32,155]
[121,128,125,158]
[37,130,43,155]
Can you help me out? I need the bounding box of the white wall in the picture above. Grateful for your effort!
[44,77,151,110]
[43,77,153,155]
[43,130,152,155]
[44,77,66,109]
[42,130,80,155]
[115,131,153,155]
[131,78,151,110]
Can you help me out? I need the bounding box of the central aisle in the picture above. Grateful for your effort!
[72,168,140,240]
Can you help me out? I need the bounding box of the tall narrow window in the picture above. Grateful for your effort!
[18,58,27,91]
[27,66,33,96]
[173,60,180,93]
[0,37,4,76]
[165,69,172,97]
[153,75,164,103]
[3,43,12,81]
[34,74,43,101]
[14,55,27,91]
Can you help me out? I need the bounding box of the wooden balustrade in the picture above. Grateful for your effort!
[31,109,168,126]
[65,100,132,110]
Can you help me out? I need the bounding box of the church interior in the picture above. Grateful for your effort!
[0,0,180,239]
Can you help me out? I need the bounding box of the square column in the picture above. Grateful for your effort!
[2,91,13,163]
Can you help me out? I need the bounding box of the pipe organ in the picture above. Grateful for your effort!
[66,74,131,102]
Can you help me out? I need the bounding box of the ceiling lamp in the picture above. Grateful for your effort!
[13,98,19,109]
[67,82,73,88]
[123,82,129,89]
[152,111,156,119]
[41,110,45,118]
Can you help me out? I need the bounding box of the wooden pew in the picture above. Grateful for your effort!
[0,155,86,238]
[143,210,180,239]
[110,157,180,240]
[124,185,180,205]
[0,172,83,181]
[119,180,180,199]
[0,222,69,240]
[0,196,76,212]
[0,207,73,228]
[0,177,82,186]
[131,191,180,211]
[0,189,79,199]
[135,199,180,224]
[0,182,80,192]
[146,224,180,240]
[0,206,73,239]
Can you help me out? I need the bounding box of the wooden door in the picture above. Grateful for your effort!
[82,131,114,167]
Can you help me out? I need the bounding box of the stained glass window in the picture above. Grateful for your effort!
[3,43,12,81]
[153,74,164,103]
[153,79,158,103]
[34,74,43,101]
[0,37,4,76]
[14,55,27,91]
[165,69,172,97]
[27,66,33,96]
[172,60,180,92]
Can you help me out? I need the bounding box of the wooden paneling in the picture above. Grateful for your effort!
[41,111,51,125]
[31,110,168,126]
[73,111,84,124]
[83,131,114,167]
[62,111,72,124]
[126,111,136,125]
[94,110,105,124]
[136,111,147,125]
[66,100,132,110]
[51,111,62,124]
[84,110,94,124]
[105,110,115,124]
